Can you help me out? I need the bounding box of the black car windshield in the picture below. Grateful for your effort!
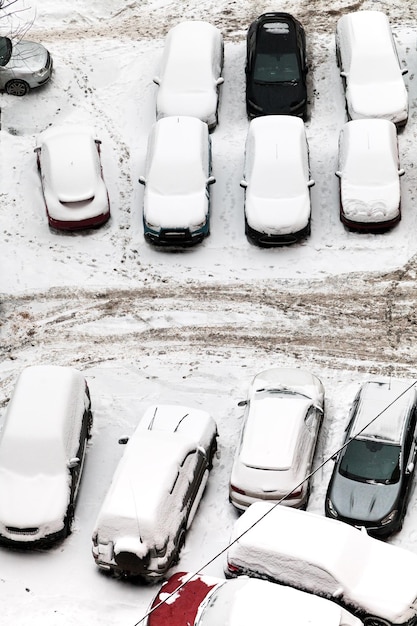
[339,438,401,484]
[253,22,301,83]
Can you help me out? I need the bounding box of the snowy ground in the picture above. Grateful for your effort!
[1,0,417,624]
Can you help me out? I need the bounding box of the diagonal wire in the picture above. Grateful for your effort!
[132,379,417,626]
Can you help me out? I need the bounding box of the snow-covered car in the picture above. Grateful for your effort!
[153,20,224,130]
[245,12,308,119]
[0,36,52,96]
[225,502,417,626]
[146,571,364,626]
[0,365,93,545]
[35,125,111,230]
[240,115,315,246]
[92,404,217,580]
[336,119,404,231]
[229,367,324,511]
[139,116,215,246]
[326,380,417,538]
[335,11,408,126]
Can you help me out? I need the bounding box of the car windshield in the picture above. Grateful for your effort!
[198,579,247,626]
[253,22,301,83]
[339,438,401,484]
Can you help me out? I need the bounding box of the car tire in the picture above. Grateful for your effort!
[5,79,30,96]
[64,503,75,536]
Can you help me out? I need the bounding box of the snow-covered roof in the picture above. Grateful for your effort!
[94,429,199,544]
[350,380,417,442]
[146,117,208,195]
[240,395,312,470]
[38,125,100,202]
[245,116,309,198]
[0,365,86,473]
[159,21,223,91]
[199,577,362,626]
[228,502,417,623]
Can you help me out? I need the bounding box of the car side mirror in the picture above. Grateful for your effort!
[138,176,146,185]
[402,67,408,76]
[216,77,224,86]
[406,461,414,474]
[335,171,342,178]
[333,588,343,599]
[307,179,315,188]
[118,437,129,445]
[207,176,216,185]
[398,168,405,177]
[240,180,248,189]
[153,76,160,85]
[237,400,247,407]
[340,71,348,78]
[68,457,80,469]
[34,146,41,154]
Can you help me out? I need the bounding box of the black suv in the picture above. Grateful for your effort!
[245,12,308,119]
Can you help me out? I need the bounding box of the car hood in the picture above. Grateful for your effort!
[328,471,400,525]
[247,80,305,115]
[8,40,48,71]
[144,189,208,230]
[341,180,400,221]
[347,82,408,123]
[0,469,69,528]
[245,193,311,234]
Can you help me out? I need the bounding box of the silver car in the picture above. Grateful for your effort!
[229,367,324,510]
[0,37,52,95]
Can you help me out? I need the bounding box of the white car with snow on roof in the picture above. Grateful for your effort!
[139,116,215,246]
[92,404,217,580]
[146,571,364,626]
[336,119,404,231]
[225,502,417,626]
[0,365,92,545]
[153,20,224,130]
[229,367,324,511]
[335,10,408,126]
[240,115,315,246]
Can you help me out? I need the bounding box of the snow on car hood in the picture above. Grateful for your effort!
[144,189,208,230]
[8,40,48,71]
[341,180,400,221]
[348,81,408,123]
[0,469,69,529]
[245,193,310,234]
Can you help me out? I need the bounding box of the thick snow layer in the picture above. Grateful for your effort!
[3,0,417,623]
[227,503,417,623]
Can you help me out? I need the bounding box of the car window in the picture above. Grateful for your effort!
[0,37,12,66]
[339,438,401,484]
[304,405,318,432]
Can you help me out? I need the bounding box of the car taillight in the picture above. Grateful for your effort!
[230,484,247,495]
[226,562,241,574]
[286,488,303,499]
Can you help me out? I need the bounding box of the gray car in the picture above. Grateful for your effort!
[325,380,417,537]
[0,37,52,95]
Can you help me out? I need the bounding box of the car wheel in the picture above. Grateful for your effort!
[173,524,186,565]
[208,437,217,470]
[64,503,75,536]
[5,79,30,96]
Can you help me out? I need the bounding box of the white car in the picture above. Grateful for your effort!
[35,125,111,230]
[0,365,92,545]
[335,11,408,126]
[146,571,363,626]
[336,119,404,230]
[0,37,52,96]
[139,116,215,246]
[153,21,224,130]
[240,115,315,246]
[230,368,324,510]
[225,502,417,626]
[92,404,217,580]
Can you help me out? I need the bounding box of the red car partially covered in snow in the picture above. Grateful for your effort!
[146,571,363,626]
